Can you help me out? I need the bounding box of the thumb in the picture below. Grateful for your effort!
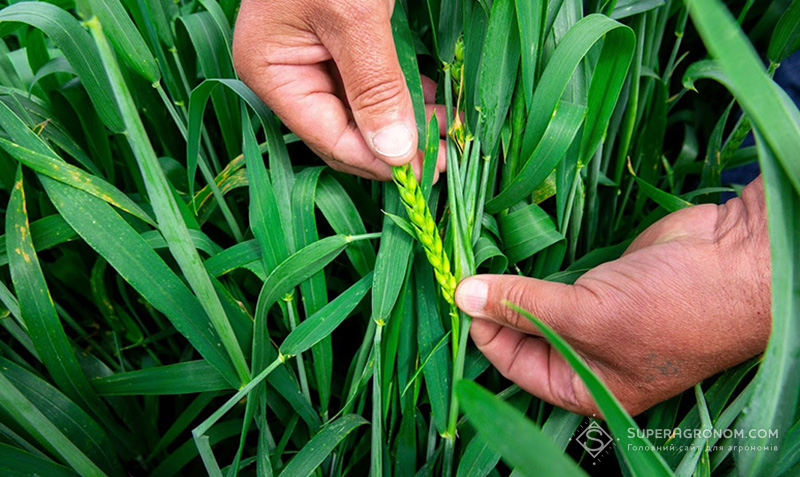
[455,275,597,340]
[323,2,418,166]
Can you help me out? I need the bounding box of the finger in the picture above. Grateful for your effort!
[308,143,387,180]
[320,2,418,167]
[408,151,424,181]
[455,274,597,340]
[436,139,447,172]
[469,319,595,415]
[421,75,438,103]
[248,62,394,179]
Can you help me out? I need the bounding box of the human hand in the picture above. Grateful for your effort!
[233,0,448,180]
[455,178,771,416]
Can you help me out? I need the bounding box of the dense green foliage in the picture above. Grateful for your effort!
[0,0,798,475]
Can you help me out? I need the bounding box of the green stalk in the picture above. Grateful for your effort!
[736,0,757,24]
[463,137,485,230]
[284,293,311,403]
[583,148,603,253]
[331,320,375,477]
[560,169,582,236]
[443,309,471,477]
[471,152,492,244]
[343,319,376,414]
[442,66,479,477]
[391,66,472,475]
[370,322,384,477]
[662,6,689,87]
[169,47,194,103]
[193,355,283,476]
[499,74,527,194]
[612,13,645,187]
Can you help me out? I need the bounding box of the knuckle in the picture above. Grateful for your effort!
[571,280,619,341]
[500,280,535,330]
[572,286,603,334]
[349,76,407,114]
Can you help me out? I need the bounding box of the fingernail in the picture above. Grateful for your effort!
[455,278,488,315]
[371,123,414,158]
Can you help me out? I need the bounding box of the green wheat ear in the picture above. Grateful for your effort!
[392,163,458,305]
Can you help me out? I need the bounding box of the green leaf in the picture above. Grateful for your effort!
[414,254,451,434]
[383,211,417,239]
[627,160,691,213]
[520,14,634,168]
[479,0,520,155]
[0,372,107,477]
[473,234,508,274]
[0,443,78,477]
[44,179,239,387]
[80,0,160,83]
[91,361,230,395]
[291,167,333,412]
[177,11,240,158]
[0,2,124,132]
[0,138,155,226]
[6,167,111,427]
[277,414,368,477]
[242,109,288,271]
[486,101,585,213]
[391,2,426,145]
[498,203,563,263]
[457,433,501,477]
[87,17,250,384]
[0,357,122,475]
[515,0,543,109]
[280,272,373,357]
[768,0,800,64]
[186,79,290,220]
[682,60,728,93]
[316,174,376,276]
[541,408,583,450]
[371,186,413,324]
[204,239,263,278]
[686,0,800,195]
[457,381,587,476]
[437,0,462,62]
[420,116,440,202]
[253,234,364,374]
[0,215,76,268]
[611,0,666,20]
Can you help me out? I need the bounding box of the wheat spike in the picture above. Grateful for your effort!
[392,163,458,305]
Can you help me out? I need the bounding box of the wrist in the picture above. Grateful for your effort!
[714,176,771,353]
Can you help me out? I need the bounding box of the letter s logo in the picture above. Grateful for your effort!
[584,429,607,452]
